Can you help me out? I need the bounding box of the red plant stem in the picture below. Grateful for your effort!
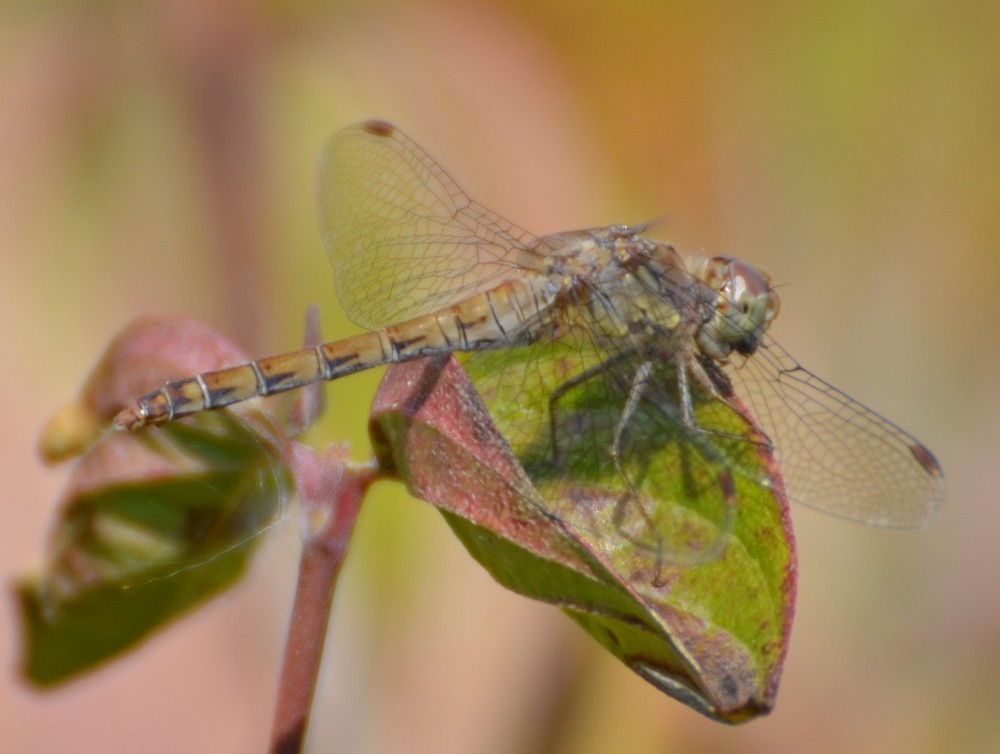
[269,445,379,754]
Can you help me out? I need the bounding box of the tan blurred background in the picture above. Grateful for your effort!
[3,1,998,752]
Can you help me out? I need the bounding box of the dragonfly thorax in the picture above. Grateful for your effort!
[695,256,780,361]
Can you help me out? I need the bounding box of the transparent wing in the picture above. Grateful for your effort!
[722,335,946,527]
[316,120,543,330]
[316,120,944,535]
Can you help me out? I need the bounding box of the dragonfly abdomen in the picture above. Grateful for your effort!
[113,278,553,430]
[112,344,345,430]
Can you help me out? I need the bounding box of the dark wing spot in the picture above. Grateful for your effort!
[361,120,395,137]
[909,442,944,477]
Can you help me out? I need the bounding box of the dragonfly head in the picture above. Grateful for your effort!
[696,256,781,360]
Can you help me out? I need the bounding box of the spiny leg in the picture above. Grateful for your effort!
[611,354,740,570]
[544,348,741,575]
[671,353,740,559]
[687,353,774,452]
[546,349,634,471]
[610,360,668,581]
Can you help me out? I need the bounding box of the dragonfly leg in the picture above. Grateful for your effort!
[676,353,742,558]
[546,349,634,469]
[616,354,742,566]
[686,354,774,451]
[545,350,740,572]
[611,360,668,582]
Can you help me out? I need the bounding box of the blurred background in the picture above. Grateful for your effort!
[3,1,998,752]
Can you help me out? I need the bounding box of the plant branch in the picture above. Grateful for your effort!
[269,444,379,754]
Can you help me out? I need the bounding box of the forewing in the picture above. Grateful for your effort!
[723,337,946,527]
[316,121,542,329]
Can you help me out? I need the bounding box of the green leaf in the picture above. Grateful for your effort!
[18,413,292,686]
[370,352,796,723]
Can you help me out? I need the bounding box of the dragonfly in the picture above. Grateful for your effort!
[114,119,945,562]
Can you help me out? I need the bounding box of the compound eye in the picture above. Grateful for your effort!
[726,259,778,329]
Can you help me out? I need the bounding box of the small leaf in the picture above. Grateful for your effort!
[370,354,796,723]
[19,413,292,686]
[21,317,294,686]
